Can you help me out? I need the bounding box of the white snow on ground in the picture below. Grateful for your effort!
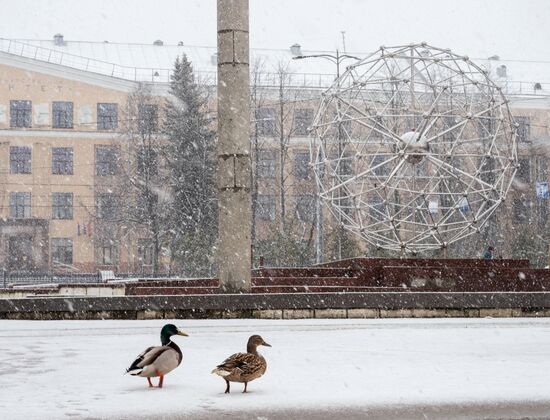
[1,318,550,419]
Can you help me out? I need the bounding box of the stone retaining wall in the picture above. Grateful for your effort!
[3,292,550,320]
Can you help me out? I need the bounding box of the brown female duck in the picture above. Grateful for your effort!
[211,335,271,393]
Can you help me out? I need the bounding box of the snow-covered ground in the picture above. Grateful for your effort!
[2,318,550,419]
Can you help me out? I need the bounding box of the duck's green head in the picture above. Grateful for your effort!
[161,324,189,345]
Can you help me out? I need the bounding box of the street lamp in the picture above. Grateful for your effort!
[292,51,361,79]
[292,50,360,262]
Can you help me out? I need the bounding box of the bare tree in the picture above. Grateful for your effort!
[250,60,318,266]
[104,83,170,275]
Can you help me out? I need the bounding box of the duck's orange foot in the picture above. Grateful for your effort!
[147,378,153,388]
[156,370,164,388]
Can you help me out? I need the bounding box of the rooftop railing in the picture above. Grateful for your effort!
[0,38,336,88]
[1,38,549,95]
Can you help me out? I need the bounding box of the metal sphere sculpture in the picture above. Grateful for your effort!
[310,43,518,253]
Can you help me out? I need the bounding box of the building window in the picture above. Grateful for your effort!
[137,146,158,176]
[9,192,31,219]
[10,100,32,128]
[340,196,353,216]
[255,107,276,136]
[97,103,118,130]
[406,115,423,132]
[138,239,154,265]
[477,117,494,141]
[369,198,386,220]
[52,101,73,128]
[10,146,32,174]
[98,241,118,265]
[513,198,530,224]
[480,157,495,184]
[136,190,159,221]
[536,156,548,180]
[538,200,548,227]
[516,116,530,142]
[52,192,73,219]
[293,108,313,136]
[340,119,352,138]
[517,158,531,184]
[52,147,73,175]
[294,194,315,222]
[96,146,119,176]
[96,192,117,220]
[369,115,384,138]
[138,104,158,133]
[443,116,458,142]
[294,151,310,180]
[370,155,389,177]
[51,238,73,265]
[340,155,353,177]
[257,150,276,179]
[8,235,34,270]
[256,194,276,221]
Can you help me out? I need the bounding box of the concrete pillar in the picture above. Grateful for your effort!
[217,0,251,292]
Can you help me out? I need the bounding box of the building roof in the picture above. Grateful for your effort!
[1,37,550,96]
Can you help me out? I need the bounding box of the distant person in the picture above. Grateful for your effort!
[483,246,494,260]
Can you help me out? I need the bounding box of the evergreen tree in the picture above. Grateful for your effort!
[163,56,217,276]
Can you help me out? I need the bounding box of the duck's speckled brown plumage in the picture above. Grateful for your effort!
[212,335,271,393]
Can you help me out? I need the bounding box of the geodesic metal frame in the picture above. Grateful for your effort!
[310,43,518,253]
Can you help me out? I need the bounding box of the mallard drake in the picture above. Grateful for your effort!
[211,334,271,393]
[126,324,189,388]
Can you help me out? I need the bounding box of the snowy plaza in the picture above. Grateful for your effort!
[1,0,550,419]
[2,318,550,419]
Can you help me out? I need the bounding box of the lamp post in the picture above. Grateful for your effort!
[292,50,360,261]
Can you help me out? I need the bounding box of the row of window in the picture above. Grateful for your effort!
[8,99,531,142]
[47,237,152,266]
[51,239,116,266]
[9,145,119,175]
[10,191,317,223]
[255,194,315,222]
[254,108,531,142]
[8,192,117,220]
[35,194,545,266]
[255,107,314,136]
[257,153,540,182]
[9,144,315,180]
[9,100,123,130]
[257,150,313,179]
[512,198,548,226]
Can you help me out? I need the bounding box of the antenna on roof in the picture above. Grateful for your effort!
[496,65,507,78]
[53,33,64,46]
[290,44,302,56]
[341,31,346,53]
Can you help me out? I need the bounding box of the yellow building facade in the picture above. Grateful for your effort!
[1,39,550,274]
[0,52,168,273]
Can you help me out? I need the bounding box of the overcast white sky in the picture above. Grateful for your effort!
[1,0,549,61]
